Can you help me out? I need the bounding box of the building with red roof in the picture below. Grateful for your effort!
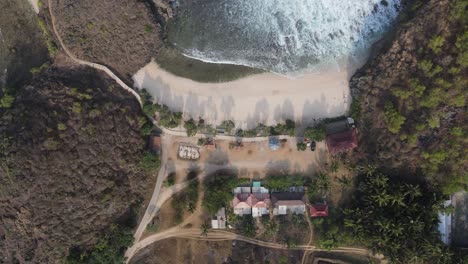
[325,118,358,155]
[310,203,329,217]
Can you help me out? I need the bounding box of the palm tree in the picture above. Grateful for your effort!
[200,222,210,236]
[336,175,352,189]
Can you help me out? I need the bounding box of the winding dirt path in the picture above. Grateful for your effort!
[46,0,142,106]
[127,227,372,263]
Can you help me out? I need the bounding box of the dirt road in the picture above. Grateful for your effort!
[126,227,371,263]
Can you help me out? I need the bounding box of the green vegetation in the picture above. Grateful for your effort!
[269,119,296,136]
[164,172,176,187]
[428,36,445,54]
[183,118,198,136]
[57,123,67,131]
[391,87,412,100]
[139,89,182,128]
[146,223,158,233]
[349,97,361,120]
[172,172,200,223]
[139,151,160,174]
[66,224,133,264]
[202,172,238,214]
[30,62,50,74]
[277,214,308,248]
[37,18,58,56]
[383,102,405,133]
[296,142,306,151]
[71,102,82,114]
[264,175,304,191]
[70,88,92,100]
[0,92,14,108]
[221,120,235,133]
[308,172,331,197]
[304,124,326,141]
[344,172,451,263]
[144,25,152,33]
[312,208,350,250]
[237,215,256,237]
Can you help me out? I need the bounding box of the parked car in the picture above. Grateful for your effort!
[310,141,316,151]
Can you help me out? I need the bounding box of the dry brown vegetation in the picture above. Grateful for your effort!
[0,66,152,262]
[51,0,167,80]
[352,0,467,193]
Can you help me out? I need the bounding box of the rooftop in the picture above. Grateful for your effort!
[310,203,329,217]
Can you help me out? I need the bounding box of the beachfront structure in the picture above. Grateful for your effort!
[232,193,255,215]
[325,118,358,155]
[232,182,271,217]
[211,207,226,229]
[271,192,306,215]
[252,181,269,194]
[233,187,252,194]
[252,193,271,217]
[310,203,329,217]
[268,137,280,151]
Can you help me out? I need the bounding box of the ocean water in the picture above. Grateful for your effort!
[169,0,401,75]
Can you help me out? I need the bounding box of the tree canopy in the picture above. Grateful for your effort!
[343,171,451,263]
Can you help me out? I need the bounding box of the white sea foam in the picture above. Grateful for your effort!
[171,0,401,74]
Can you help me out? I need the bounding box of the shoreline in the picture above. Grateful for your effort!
[133,55,367,129]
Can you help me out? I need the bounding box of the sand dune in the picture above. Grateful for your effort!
[133,59,363,129]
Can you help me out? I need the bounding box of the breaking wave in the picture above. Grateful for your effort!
[169,0,401,74]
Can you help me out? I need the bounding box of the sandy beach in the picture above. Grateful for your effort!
[133,59,363,129]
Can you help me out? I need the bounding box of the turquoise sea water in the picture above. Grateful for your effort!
[169,0,401,74]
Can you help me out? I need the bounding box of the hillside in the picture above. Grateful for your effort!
[352,0,467,193]
[0,66,152,262]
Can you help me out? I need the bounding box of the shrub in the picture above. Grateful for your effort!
[428,115,440,129]
[71,102,82,114]
[451,127,464,137]
[144,25,152,33]
[37,18,57,56]
[285,119,296,136]
[392,87,412,99]
[383,102,406,134]
[420,88,443,108]
[139,152,161,174]
[304,125,326,141]
[296,142,307,151]
[428,35,445,54]
[409,78,426,97]
[448,94,466,107]
[418,60,433,76]
[183,118,198,137]
[0,93,14,108]
[265,175,304,191]
[221,120,235,133]
[57,123,67,131]
[349,97,361,120]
